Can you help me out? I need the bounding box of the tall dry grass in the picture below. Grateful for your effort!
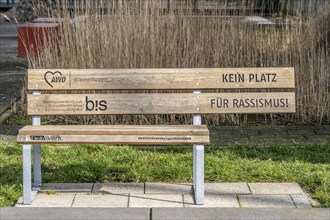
[27,0,329,125]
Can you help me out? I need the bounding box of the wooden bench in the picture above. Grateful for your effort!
[17,68,295,205]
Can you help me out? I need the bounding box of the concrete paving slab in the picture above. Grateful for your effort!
[1,207,150,220]
[248,182,304,194]
[72,194,129,207]
[219,133,250,142]
[152,208,330,220]
[15,194,75,207]
[205,182,251,195]
[129,194,183,207]
[241,126,262,135]
[40,183,93,193]
[239,195,296,208]
[184,194,240,207]
[210,134,221,145]
[324,126,330,130]
[145,182,192,194]
[258,126,289,135]
[212,126,244,132]
[93,182,144,194]
[286,127,316,136]
[314,127,330,135]
[291,194,312,208]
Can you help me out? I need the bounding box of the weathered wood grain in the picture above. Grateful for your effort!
[27,92,296,115]
[18,125,209,135]
[17,125,210,145]
[27,68,295,90]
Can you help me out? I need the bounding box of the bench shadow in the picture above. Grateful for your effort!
[41,161,134,183]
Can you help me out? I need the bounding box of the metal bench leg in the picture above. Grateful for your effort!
[193,144,204,205]
[23,144,32,204]
[193,89,204,205]
[32,106,42,188]
[33,144,42,187]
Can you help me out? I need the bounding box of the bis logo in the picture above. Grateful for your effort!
[85,96,107,111]
[44,71,67,88]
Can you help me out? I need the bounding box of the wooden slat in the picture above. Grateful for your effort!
[27,92,296,115]
[17,134,209,145]
[27,68,295,90]
[17,125,210,144]
[18,125,209,135]
[17,125,210,145]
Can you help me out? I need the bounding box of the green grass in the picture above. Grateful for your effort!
[6,115,31,126]
[0,141,329,207]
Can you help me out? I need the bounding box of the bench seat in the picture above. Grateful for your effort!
[17,125,210,145]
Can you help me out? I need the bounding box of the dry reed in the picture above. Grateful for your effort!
[26,0,329,125]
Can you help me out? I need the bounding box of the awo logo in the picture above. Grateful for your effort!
[44,71,67,88]
[30,135,62,141]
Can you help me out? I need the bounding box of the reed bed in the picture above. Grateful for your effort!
[26,0,329,125]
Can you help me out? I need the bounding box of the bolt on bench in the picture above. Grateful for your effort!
[17,68,295,205]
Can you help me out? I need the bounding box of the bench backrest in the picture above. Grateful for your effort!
[26,68,295,116]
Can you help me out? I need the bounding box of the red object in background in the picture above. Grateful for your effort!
[18,23,59,57]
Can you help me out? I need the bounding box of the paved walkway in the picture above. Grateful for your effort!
[2,207,329,220]
[6,182,330,219]
[209,125,329,146]
[15,182,312,208]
